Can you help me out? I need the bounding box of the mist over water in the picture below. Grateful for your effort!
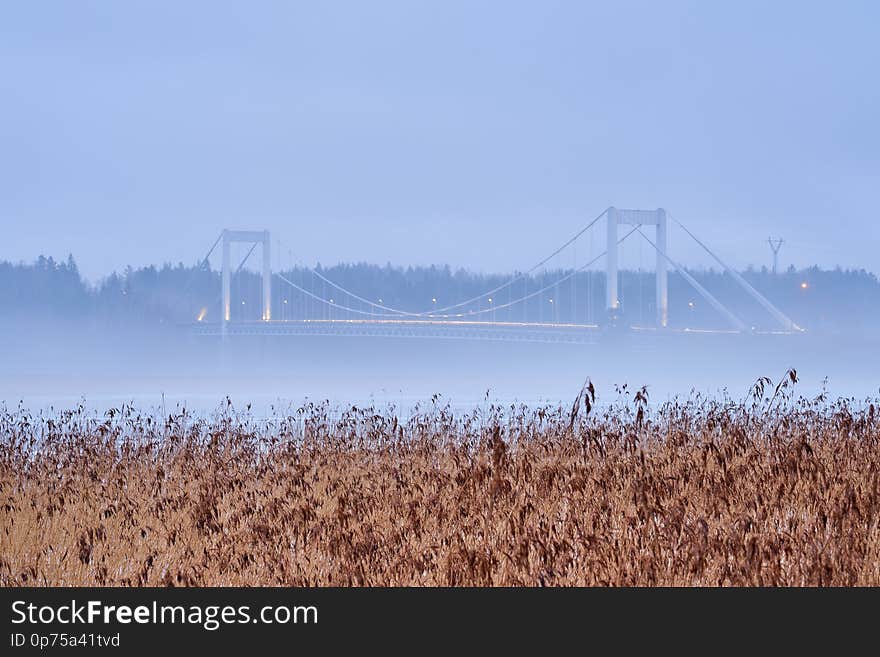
[3,2,879,419]
[4,320,877,416]
[4,255,878,418]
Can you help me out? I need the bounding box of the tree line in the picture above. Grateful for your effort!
[1,255,877,334]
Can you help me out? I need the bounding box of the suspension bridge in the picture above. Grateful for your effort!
[190,207,802,344]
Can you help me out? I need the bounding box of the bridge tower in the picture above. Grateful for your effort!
[606,207,668,327]
[221,230,271,336]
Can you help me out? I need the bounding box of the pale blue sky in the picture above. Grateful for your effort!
[2,1,878,280]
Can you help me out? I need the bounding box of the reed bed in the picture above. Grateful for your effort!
[2,373,879,586]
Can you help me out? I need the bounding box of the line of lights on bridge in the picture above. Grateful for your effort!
[199,280,812,334]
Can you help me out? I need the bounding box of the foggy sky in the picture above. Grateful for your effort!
[2,1,878,281]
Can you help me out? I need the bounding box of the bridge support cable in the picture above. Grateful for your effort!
[668,214,801,332]
[202,241,261,316]
[635,228,748,332]
[200,232,224,270]
[276,273,386,318]
[307,268,413,316]
[170,231,228,320]
[232,242,259,278]
[302,207,612,318]
[274,225,641,322]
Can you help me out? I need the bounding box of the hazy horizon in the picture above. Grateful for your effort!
[2,1,878,409]
[3,2,878,280]
[6,251,880,287]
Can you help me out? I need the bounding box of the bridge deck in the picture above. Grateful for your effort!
[190,319,793,344]
[192,319,604,344]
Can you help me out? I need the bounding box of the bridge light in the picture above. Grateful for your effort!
[688,301,695,308]
[241,300,245,305]
[378,298,383,304]
[283,299,288,304]
[196,307,207,322]
[329,298,334,303]
[488,298,492,303]
[548,298,554,303]
[432,298,437,303]
[800,282,809,289]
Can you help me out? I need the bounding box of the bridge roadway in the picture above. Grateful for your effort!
[190,319,771,344]
[194,319,603,344]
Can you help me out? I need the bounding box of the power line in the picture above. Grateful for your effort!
[767,237,783,274]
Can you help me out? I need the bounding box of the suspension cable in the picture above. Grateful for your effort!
[274,225,640,321]
[667,212,800,331]
[635,226,748,331]
[200,231,224,270]
[174,231,224,316]
[304,207,612,317]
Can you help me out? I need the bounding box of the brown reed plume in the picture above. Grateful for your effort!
[2,374,879,586]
